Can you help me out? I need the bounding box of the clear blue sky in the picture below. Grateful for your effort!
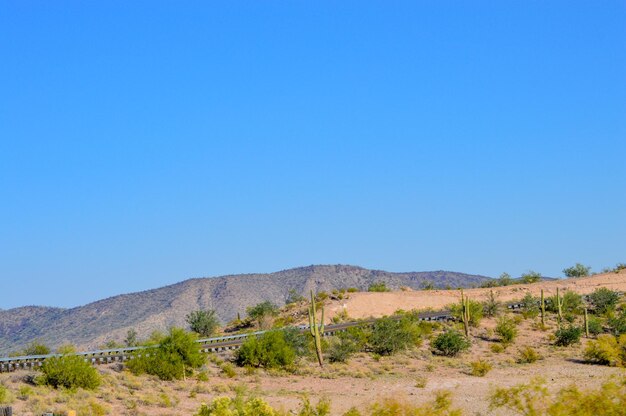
[1,1,625,309]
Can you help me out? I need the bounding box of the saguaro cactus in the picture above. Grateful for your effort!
[308,290,325,367]
[584,307,589,338]
[460,289,471,338]
[556,288,564,323]
[540,289,546,327]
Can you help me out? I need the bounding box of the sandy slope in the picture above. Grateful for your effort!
[326,269,626,322]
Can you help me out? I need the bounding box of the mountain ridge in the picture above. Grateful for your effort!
[0,264,492,354]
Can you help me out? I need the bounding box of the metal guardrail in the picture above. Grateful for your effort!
[0,309,453,372]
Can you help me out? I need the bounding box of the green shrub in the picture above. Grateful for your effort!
[186,309,220,337]
[517,346,541,364]
[520,292,539,319]
[554,325,582,347]
[589,288,620,314]
[450,299,483,327]
[347,288,358,293]
[563,263,591,278]
[22,341,50,356]
[220,362,237,378]
[431,329,470,357]
[483,290,500,317]
[127,327,205,380]
[490,343,504,353]
[520,271,542,284]
[368,282,390,292]
[298,396,331,416]
[235,330,296,369]
[369,317,421,356]
[0,384,9,404]
[282,327,309,357]
[587,316,604,336]
[547,291,582,315]
[497,272,513,287]
[495,315,518,346]
[286,289,305,304]
[37,354,101,390]
[608,310,626,335]
[328,336,359,363]
[195,396,278,416]
[469,360,492,377]
[490,376,626,415]
[584,334,626,367]
[370,391,460,416]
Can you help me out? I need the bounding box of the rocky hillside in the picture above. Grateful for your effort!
[0,265,491,354]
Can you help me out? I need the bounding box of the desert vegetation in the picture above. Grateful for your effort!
[1,268,626,415]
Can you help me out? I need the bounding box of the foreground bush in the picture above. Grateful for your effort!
[37,354,101,390]
[127,327,205,380]
[196,397,278,416]
[584,334,626,367]
[431,329,469,356]
[490,376,626,415]
[327,335,359,363]
[495,315,518,346]
[186,309,220,337]
[369,317,421,356]
[608,310,626,335]
[587,316,604,336]
[235,330,296,369]
[369,391,461,416]
[195,396,331,416]
[588,288,620,314]
[469,360,492,377]
[547,291,582,315]
[554,325,582,346]
[517,346,541,364]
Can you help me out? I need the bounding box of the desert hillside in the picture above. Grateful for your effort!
[325,269,626,322]
[0,265,490,354]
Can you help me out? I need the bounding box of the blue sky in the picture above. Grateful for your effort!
[1,1,625,309]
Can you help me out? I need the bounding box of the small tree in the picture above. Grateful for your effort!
[128,327,205,380]
[520,292,539,319]
[186,309,220,337]
[432,329,470,356]
[124,328,138,347]
[235,330,296,369]
[246,301,279,328]
[563,263,591,278]
[589,288,620,314]
[495,315,518,346]
[368,281,390,292]
[483,290,500,317]
[520,271,542,284]
[497,272,513,287]
[38,354,101,390]
[369,317,421,356]
[286,289,305,304]
[23,341,50,356]
[554,325,582,346]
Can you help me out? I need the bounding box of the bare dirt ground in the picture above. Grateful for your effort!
[325,269,626,322]
[2,270,625,415]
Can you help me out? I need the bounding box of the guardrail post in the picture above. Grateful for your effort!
[0,406,12,416]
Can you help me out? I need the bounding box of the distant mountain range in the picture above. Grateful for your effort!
[0,265,492,355]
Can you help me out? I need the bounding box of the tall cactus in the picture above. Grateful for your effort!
[308,290,325,367]
[540,289,546,328]
[584,307,589,338]
[460,289,471,338]
[556,287,564,323]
